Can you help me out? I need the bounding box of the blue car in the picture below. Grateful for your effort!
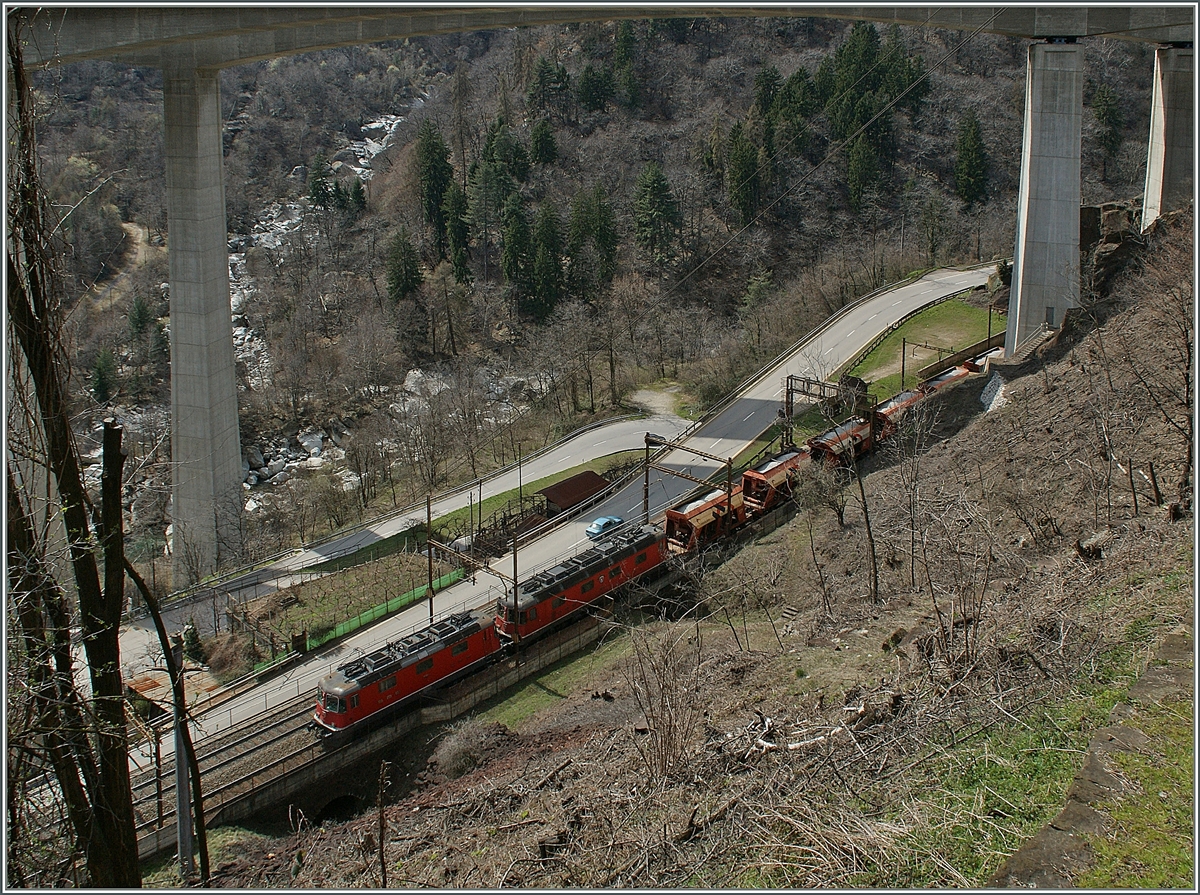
[585,515,624,540]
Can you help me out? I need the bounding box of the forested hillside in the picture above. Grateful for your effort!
[32,15,1155,574]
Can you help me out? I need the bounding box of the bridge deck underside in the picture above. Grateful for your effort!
[20,6,1194,71]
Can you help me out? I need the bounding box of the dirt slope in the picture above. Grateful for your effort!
[188,210,1193,889]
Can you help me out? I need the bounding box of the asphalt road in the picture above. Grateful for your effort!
[122,263,992,763]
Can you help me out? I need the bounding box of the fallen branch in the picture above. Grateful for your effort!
[674,793,741,844]
[535,758,572,790]
[495,818,542,832]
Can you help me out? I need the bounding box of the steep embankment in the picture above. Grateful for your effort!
[152,183,1194,895]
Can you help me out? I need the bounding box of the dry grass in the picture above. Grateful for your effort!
[199,212,1193,889]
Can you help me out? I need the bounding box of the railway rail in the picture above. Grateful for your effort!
[130,693,315,841]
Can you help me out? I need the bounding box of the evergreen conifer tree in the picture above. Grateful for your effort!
[846,136,879,211]
[566,185,618,299]
[528,202,564,321]
[633,163,681,264]
[414,120,454,257]
[725,123,761,226]
[530,118,558,165]
[442,180,472,285]
[703,113,725,183]
[91,348,118,403]
[128,293,153,341]
[501,194,531,293]
[617,64,642,110]
[467,155,513,283]
[528,56,556,112]
[753,65,782,117]
[349,177,367,215]
[953,109,989,208]
[577,64,614,112]
[589,184,617,284]
[386,229,423,304]
[614,20,636,69]
[307,151,333,208]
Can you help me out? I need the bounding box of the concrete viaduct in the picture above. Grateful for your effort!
[9,6,1194,585]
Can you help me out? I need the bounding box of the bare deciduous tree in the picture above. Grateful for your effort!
[6,19,140,884]
[625,619,705,782]
[1115,228,1194,512]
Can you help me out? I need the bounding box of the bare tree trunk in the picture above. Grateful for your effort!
[124,560,211,885]
[378,761,390,887]
[805,512,832,616]
[7,19,140,883]
[6,472,98,881]
[853,458,879,604]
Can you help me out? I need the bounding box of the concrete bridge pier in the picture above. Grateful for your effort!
[1142,45,1194,231]
[1005,41,1084,357]
[163,65,243,585]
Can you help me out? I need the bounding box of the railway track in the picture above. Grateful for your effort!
[130,693,318,839]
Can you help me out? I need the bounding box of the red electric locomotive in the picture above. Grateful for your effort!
[741,448,811,514]
[495,524,666,641]
[313,609,501,733]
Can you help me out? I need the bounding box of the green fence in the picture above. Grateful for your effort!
[251,567,466,673]
[306,567,466,651]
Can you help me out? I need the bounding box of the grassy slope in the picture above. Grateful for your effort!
[152,215,1194,889]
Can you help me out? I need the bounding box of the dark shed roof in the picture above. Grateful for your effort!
[538,470,609,513]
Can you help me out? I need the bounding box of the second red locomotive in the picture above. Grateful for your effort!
[494,523,666,641]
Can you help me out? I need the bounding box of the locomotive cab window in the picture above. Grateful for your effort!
[323,694,345,714]
[348,694,359,709]
[416,658,434,674]
[380,675,397,693]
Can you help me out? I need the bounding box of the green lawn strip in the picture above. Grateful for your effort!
[249,568,467,674]
[843,299,998,399]
[246,551,454,638]
[307,527,427,573]
[140,824,270,886]
[476,628,634,731]
[300,568,465,653]
[1075,694,1194,888]
[848,615,1162,887]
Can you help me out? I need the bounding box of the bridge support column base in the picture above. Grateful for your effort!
[1005,42,1083,357]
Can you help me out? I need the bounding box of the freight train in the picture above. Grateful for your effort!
[312,361,980,735]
